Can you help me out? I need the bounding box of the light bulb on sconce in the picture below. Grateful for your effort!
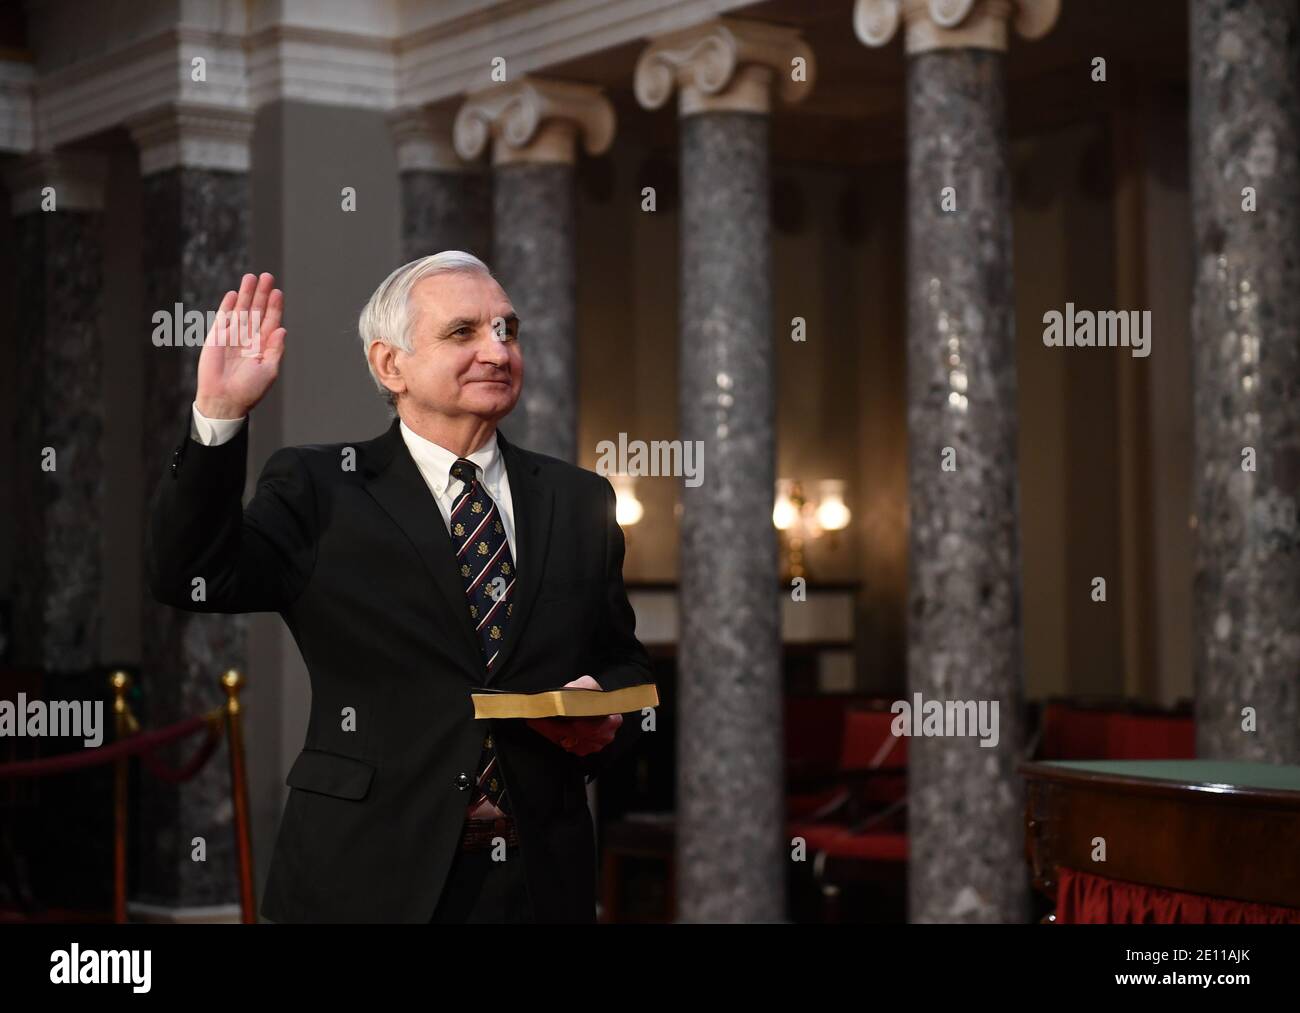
[815,480,850,532]
[773,479,799,530]
[772,476,851,583]
[610,473,643,527]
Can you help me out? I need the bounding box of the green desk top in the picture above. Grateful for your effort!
[1040,760,1300,792]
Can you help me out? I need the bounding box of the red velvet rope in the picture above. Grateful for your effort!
[135,719,224,783]
[0,711,222,781]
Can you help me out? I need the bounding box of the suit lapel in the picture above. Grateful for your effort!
[360,419,555,687]
[361,419,484,677]
[486,425,554,686]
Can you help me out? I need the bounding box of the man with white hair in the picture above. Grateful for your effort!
[147,253,653,923]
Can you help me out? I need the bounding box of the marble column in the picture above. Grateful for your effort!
[453,78,615,463]
[127,104,253,917]
[6,153,107,674]
[1189,0,1300,764]
[390,105,490,264]
[635,18,814,923]
[857,0,1059,923]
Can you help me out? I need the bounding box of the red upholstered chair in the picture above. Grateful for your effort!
[1038,698,1194,761]
[786,695,846,772]
[1109,712,1194,759]
[838,707,907,809]
[785,695,850,823]
[786,704,908,921]
[1041,700,1111,760]
[787,704,904,836]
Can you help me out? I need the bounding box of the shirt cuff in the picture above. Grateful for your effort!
[191,402,247,446]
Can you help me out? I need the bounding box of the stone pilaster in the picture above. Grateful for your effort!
[856,0,1059,924]
[6,152,107,673]
[390,104,490,263]
[128,103,253,914]
[1189,0,1300,763]
[454,77,615,463]
[635,18,814,923]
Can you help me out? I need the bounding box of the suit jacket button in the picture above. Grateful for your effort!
[455,773,472,791]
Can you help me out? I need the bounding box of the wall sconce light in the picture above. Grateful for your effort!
[773,478,851,582]
[610,473,643,527]
[815,479,850,533]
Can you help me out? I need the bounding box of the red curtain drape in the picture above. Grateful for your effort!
[1057,866,1300,924]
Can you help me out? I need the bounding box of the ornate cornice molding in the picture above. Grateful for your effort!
[0,59,35,154]
[854,0,1060,54]
[634,18,815,117]
[126,103,255,176]
[36,29,249,154]
[14,0,761,157]
[398,0,756,106]
[453,77,614,166]
[245,24,397,111]
[5,150,107,214]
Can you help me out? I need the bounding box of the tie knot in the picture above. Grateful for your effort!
[450,458,477,484]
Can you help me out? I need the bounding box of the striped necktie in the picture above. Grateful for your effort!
[449,456,516,817]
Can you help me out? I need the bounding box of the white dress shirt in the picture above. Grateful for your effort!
[396,419,517,563]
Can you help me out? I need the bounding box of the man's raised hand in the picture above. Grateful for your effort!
[195,272,286,420]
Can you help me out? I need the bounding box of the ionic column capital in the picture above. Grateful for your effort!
[453,77,614,166]
[634,17,815,117]
[390,105,471,172]
[854,0,1060,54]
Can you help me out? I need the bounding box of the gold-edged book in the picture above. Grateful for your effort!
[471,683,659,720]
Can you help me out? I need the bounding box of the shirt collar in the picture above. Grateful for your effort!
[399,421,503,497]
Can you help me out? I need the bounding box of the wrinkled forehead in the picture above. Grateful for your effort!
[410,271,514,329]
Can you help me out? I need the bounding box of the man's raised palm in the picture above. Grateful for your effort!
[195,271,287,419]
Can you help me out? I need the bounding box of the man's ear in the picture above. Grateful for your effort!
[368,340,405,400]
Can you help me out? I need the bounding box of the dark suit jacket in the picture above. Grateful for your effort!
[147,414,654,923]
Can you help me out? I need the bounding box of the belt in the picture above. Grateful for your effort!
[459,815,520,852]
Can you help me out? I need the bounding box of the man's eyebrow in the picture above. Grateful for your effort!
[440,312,519,332]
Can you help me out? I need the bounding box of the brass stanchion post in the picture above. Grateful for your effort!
[221,669,257,923]
[109,671,131,924]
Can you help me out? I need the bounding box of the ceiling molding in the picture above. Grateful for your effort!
[35,28,248,152]
[397,0,759,104]
[13,0,763,156]
[244,24,398,111]
[0,59,34,154]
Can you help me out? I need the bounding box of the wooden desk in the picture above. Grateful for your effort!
[1022,760,1300,920]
